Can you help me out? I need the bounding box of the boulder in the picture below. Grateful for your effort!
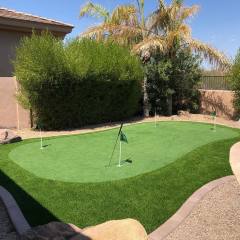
[82,219,148,240]
[177,110,191,118]
[0,129,22,144]
[20,219,148,240]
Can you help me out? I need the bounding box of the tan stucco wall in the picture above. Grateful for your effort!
[200,89,235,119]
[0,20,72,129]
[0,77,30,129]
[0,29,31,77]
[0,27,69,77]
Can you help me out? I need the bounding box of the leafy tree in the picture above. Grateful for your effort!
[145,49,201,115]
[231,49,240,117]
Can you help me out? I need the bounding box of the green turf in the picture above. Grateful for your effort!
[0,122,239,233]
[9,122,239,183]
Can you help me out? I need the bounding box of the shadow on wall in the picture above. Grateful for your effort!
[0,169,58,227]
[200,90,236,119]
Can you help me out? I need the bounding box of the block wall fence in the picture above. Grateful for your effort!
[199,89,235,119]
[0,77,236,129]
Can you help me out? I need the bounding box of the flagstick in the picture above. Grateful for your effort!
[118,140,122,167]
[213,116,216,132]
[108,123,123,167]
[40,128,43,150]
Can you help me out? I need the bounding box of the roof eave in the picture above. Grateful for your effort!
[0,17,74,35]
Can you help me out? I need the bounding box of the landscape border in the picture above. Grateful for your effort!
[148,175,235,240]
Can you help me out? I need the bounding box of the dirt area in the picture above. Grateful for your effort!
[13,114,240,140]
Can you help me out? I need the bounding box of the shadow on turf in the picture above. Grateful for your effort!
[106,158,133,168]
[0,169,58,227]
[42,144,51,148]
[124,159,133,164]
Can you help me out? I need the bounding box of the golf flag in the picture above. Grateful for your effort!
[210,111,216,119]
[120,131,128,143]
[210,110,217,132]
[118,129,128,167]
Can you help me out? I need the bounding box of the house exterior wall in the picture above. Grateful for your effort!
[0,24,71,129]
[0,77,30,129]
[0,29,30,77]
[0,29,31,129]
[200,89,235,119]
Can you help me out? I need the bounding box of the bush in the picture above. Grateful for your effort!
[14,33,143,130]
[231,49,240,118]
[144,49,201,115]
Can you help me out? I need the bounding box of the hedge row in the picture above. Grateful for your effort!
[30,80,141,129]
[14,33,143,130]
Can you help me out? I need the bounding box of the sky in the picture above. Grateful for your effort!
[1,0,240,64]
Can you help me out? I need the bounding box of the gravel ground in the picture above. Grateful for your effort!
[13,114,240,140]
[165,177,240,240]
[0,200,18,240]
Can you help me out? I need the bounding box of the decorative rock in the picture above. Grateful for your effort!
[82,219,148,240]
[20,219,148,240]
[0,129,22,144]
[177,110,190,117]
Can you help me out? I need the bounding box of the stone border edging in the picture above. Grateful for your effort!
[148,175,234,240]
[0,186,31,235]
[230,142,240,185]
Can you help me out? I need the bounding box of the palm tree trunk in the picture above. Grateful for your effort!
[143,75,150,117]
[167,94,173,116]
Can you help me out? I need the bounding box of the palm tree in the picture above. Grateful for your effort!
[80,2,142,46]
[136,0,229,69]
[79,0,230,116]
[80,0,229,68]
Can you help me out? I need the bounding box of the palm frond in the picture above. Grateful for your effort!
[79,2,109,22]
[178,24,191,38]
[146,7,169,33]
[111,5,138,26]
[170,1,181,22]
[80,23,142,43]
[158,0,166,9]
[132,36,166,54]
[188,39,231,70]
[180,5,200,21]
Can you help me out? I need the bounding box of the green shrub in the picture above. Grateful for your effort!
[231,49,240,118]
[144,49,201,115]
[14,33,143,130]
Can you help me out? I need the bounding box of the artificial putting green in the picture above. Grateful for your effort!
[9,122,238,183]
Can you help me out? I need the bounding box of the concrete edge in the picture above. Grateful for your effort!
[148,175,234,240]
[230,142,240,185]
[0,186,31,235]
